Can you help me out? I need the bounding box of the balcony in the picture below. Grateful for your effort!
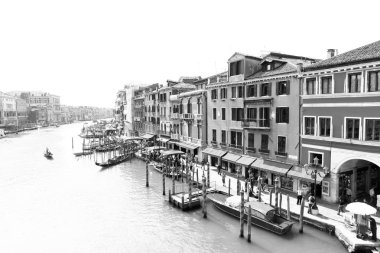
[180,135,189,142]
[181,113,194,120]
[194,113,203,120]
[259,148,270,154]
[220,142,227,147]
[133,117,140,121]
[229,144,243,150]
[180,135,203,146]
[246,147,256,153]
[275,151,288,157]
[171,133,179,140]
[241,119,257,128]
[211,140,218,146]
[171,113,179,120]
[134,104,143,108]
[190,137,202,146]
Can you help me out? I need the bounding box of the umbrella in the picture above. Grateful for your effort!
[346,202,377,215]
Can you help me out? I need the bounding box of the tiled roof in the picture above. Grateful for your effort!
[247,62,297,79]
[305,40,380,71]
[172,83,196,90]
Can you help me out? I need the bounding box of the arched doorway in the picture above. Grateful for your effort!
[336,158,380,204]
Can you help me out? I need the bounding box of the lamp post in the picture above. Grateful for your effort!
[304,157,329,206]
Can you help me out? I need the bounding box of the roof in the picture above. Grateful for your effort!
[247,62,297,79]
[177,89,205,98]
[305,40,380,71]
[229,52,262,61]
[172,83,196,90]
[202,147,227,157]
[263,52,317,62]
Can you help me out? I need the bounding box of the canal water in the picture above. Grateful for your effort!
[0,123,347,253]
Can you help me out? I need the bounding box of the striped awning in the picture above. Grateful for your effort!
[236,155,256,166]
[251,159,292,176]
[286,166,325,184]
[202,148,227,158]
[141,134,155,140]
[177,142,198,150]
[222,153,241,163]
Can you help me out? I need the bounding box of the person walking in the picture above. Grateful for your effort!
[308,194,316,214]
[297,188,302,205]
[222,172,226,186]
[369,216,377,241]
[244,179,248,192]
[217,164,221,175]
[337,195,345,215]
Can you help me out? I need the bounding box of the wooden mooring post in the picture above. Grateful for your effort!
[169,189,172,203]
[269,189,273,206]
[188,176,192,210]
[72,137,74,149]
[247,205,252,243]
[228,178,231,196]
[162,172,165,196]
[146,161,149,187]
[207,162,210,188]
[181,163,184,183]
[172,166,176,195]
[202,175,207,218]
[279,192,283,216]
[258,177,262,202]
[239,190,244,238]
[196,168,199,189]
[299,197,305,233]
[287,195,291,220]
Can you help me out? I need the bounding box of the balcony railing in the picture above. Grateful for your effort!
[171,133,179,140]
[179,135,202,146]
[241,119,257,128]
[229,144,243,150]
[275,151,288,157]
[194,113,203,120]
[246,147,256,152]
[171,113,179,120]
[220,142,227,147]
[133,117,140,121]
[181,113,194,120]
[258,119,270,128]
[259,148,270,154]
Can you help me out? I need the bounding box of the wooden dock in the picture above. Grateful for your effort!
[171,188,216,211]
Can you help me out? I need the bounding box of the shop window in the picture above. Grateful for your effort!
[280,176,293,190]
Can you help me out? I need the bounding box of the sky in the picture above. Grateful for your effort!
[0,0,379,108]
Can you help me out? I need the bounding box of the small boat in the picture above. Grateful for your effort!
[44,149,53,159]
[95,153,131,167]
[208,193,294,235]
[73,151,93,157]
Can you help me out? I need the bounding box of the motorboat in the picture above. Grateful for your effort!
[208,193,294,235]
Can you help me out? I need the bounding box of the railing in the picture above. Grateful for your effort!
[179,135,202,146]
[259,148,270,154]
[171,133,179,140]
[171,113,179,119]
[133,117,140,121]
[134,104,143,108]
[194,113,203,120]
[190,137,202,146]
[241,119,257,128]
[246,147,256,152]
[220,142,227,147]
[181,113,194,120]
[275,151,288,157]
[258,119,270,128]
[229,144,243,150]
[180,135,189,142]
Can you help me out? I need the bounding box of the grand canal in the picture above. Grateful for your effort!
[0,123,347,253]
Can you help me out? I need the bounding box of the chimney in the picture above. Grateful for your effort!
[296,63,303,73]
[327,49,338,59]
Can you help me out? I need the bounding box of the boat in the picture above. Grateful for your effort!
[44,149,53,159]
[95,153,132,167]
[208,193,294,235]
[73,151,93,156]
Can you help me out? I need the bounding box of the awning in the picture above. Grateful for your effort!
[222,153,241,163]
[236,155,256,166]
[141,134,155,140]
[145,146,165,151]
[157,137,170,143]
[177,142,198,150]
[202,147,227,158]
[286,166,325,184]
[161,149,185,156]
[251,159,292,176]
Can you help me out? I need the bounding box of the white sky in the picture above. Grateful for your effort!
[1,0,379,108]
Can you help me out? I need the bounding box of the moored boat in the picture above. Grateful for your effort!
[95,153,132,167]
[208,193,294,235]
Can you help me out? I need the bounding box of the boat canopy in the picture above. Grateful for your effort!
[225,196,242,208]
[161,150,184,157]
[146,146,166,151]
[244,200,276,222]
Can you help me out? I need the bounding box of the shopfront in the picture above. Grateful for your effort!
[221,153,242,174]
[202,147,227,167]
[251,158,293,188]
[236,155,256,179]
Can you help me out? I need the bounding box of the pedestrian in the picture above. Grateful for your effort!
[297,188,302,205]
[222,172,226,186]
[245,179,248,192]
[217,164,221,175]
[337,195,345,215]
[346,187,352,203]
[308,194,316,214]
[369,216,377,241]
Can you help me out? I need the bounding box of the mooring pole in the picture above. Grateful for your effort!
[146,161,149,187]
[162,171,166,196]
[202,175,207,218]
[72,137,74,149]
[247,205,252,243]
[239,190,244,238]
[207,162,210,188]
[172,161,175,195]
[188,175,192,210]
[287,194,291,220]
[279,192,283,216]
[228,178,231,196]
[299,197,305,233]
[169,189,172,203]
[270,189,273,206]
[258,176,262,202]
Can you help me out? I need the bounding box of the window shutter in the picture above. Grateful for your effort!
[276,108,279,123]
[276,82,279,95]
[286,108,289,123]
[268,83,272,96]
[286,81,290,95]
[254,85,257,97]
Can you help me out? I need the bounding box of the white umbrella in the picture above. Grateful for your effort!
[346,202,377,215]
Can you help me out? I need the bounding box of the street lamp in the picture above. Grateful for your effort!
[304,156,330,205]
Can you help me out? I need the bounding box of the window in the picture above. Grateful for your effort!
[306,78,316,95]
[248,133,254,150]
[247,108,257,121]
[277,136,286,155]
[309,152,323,165]
[231,108,244,121]
[365,119,380,141]
[212,129,217,142]
[187,101,192,113]
[231,87,237,98]
[259,107,270,127]
[222,108,226,120]
[220,88,227,99]
[238,86,244,98]
[346,118,360,139]
[230,131,242,148]
[276,107,289,123]
[322,181,330,196]
[247,85,257,97]
[260,134,269,151]
[319,117,331,137]
[266,64,272,71]
[277,81,289,95]
[213,108,216,120]
[368,71,380,92]
[321,76,332,94]
[304,117,315,135]
[230,60,243,76]
[221,130,226,144]
[280,176,293,191]
[211,89,218,99]
[348,73,361,93]
[261,83,271,96]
